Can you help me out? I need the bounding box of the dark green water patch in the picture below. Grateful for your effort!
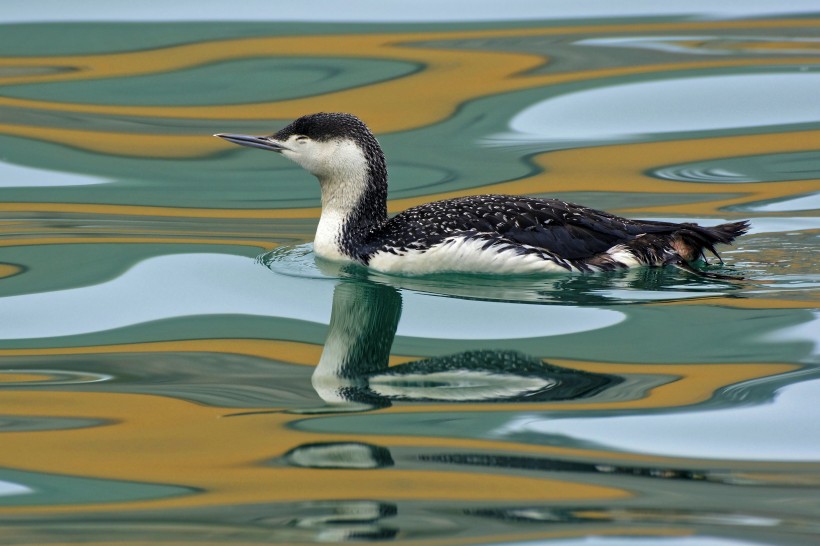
[3,57,419,106]
[0,468,195,507]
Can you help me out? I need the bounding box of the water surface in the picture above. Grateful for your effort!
[0,4,818,546]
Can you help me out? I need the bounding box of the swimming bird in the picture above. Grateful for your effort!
[215,113,749,276]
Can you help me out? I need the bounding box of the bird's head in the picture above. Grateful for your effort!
[215,112,385,182]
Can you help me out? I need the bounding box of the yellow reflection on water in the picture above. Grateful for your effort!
[2,18,819,133]
[0,390,631,514]
[0,342,797,412]
[2,127,818,218]
[0,263,23,278]
[0,14,817,541]
[0,236,274,250]
[390,130,820,216]
[0,340,324,365]
[1,16,817,225]
[0,372,45,383]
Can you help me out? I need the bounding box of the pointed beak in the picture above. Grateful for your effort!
[214,133,287,153]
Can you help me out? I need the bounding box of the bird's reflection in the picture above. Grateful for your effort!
[305,277,621,413]
[282,500,399,542]
[283,441,395,469]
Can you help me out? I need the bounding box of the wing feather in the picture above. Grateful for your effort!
[361,194,679,262]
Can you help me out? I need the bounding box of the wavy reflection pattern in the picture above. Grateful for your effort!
[0,9,819,546]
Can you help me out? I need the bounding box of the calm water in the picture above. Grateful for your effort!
[1,4,819,545]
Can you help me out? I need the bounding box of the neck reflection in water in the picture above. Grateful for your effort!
[308,278,621,412]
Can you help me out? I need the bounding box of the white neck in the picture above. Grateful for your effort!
[312,281,401,404]
[310,141,369,262]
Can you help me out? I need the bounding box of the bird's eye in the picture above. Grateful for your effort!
[295,135,309,143]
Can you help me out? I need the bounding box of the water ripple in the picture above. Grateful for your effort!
[0,369,112,387]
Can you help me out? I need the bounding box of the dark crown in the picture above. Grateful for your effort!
[273,112,376,143]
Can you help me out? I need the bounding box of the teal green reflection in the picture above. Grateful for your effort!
[4,57,418,106]
[0,468,194,506]
[651,150,820,184]
[0,13,819,546]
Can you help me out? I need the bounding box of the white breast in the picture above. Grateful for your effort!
[313,210,352,262]
[367,236,572,275]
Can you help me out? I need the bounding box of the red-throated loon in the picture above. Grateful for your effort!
[215,112,749,276]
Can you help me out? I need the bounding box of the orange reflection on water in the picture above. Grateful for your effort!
[2,19,819,130]
[0,342,798,412]
[0,389,630,515]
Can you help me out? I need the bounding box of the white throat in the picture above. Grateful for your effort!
[309,140,370,262]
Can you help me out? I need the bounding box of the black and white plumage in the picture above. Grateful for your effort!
[216,113,749,276]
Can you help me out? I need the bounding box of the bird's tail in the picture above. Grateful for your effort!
[677,220,750,263]
[666,220,750,280]
[706,220,751,243]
